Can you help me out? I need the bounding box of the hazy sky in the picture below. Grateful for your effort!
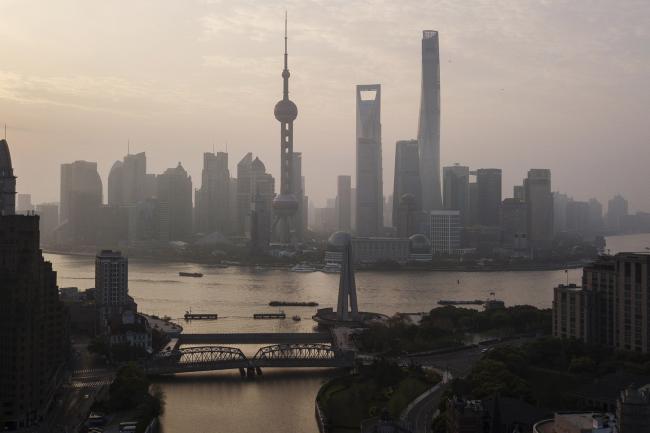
[1,0,649,211]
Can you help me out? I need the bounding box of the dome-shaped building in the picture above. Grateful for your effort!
[327,231,352,251]
[409,234,431,254]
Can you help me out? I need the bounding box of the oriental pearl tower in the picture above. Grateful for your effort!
[272,13,299,244]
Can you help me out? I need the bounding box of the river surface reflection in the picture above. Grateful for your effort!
[44,233,650,433]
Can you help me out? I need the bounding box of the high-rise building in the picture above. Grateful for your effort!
[468,182,478,226]
[95,249,131,328]
[107,152,148,206]
[291,152,304,241]
[500,198,528,251]
[566,200,590,233]
[59,160,103,244]
[428,210,461,255]
[337,175,352,232]
[195,152,231,235]
[156,163,193,241]
[35,202,59,245]
[0,139,16,215]
[524,169,553,248]
[513,185,524,201]
[16,193,33,213]
[553,192,570,234]
[442,164,469,226]
[395,193,420,238]
[236,153,275,237]
[272,15,300,244]
[554,253,650,353]
[393,139,421,226]
[552,283,594,343]
[607,194,628,232]
[0,215,68,430]
[355,84,383,236]
[418,30,442,211]
[587,198,604,232]
[476,168,502,227]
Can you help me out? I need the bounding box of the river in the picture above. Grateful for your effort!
[44,233,650,433]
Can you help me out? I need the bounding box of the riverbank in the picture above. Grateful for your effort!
[43,247,594,273]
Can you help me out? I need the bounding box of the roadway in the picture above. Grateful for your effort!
[178,332,332,345]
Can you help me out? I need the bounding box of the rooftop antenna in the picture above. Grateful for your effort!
[3,124,6,140]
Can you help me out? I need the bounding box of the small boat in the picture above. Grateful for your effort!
[292,315,301,322]
[254,312,286,319]
[290,264,317,273]
[179,272,203,278]
[269,301,319,307]
[184,311,218,320]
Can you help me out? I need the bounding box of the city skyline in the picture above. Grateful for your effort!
[1,1,649,211]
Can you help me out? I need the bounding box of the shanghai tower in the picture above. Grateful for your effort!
[418,30,442,211]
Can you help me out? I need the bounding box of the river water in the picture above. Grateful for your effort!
[44,233,650,433]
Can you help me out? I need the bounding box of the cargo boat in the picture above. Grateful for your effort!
[269,301,319,307]
[179,272,203,277]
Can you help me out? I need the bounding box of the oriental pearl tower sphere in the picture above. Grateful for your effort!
[272,13,300,244]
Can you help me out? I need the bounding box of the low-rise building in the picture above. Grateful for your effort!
[533,412,617,433]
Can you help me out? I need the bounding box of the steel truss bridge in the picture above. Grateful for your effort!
[146,343,353,375]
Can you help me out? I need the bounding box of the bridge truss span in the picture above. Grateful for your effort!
[254,343,336,361]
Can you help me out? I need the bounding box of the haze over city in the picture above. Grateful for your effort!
[2,0,649,210]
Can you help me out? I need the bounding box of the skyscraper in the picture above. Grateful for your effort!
[0,139,17,215]
[442,164,469,227]
[607,194,628,231]
[476,168,502,227]
[16,193,33,213]
[337,175,352,232]
[272,15,300,244]
[195,152,231,235]
[393,139,421,226]
[107,152,148,207]
[355,84,383,236]
[291,152,304,240]
[0,214,68,430]
[418,30,442,211]
[236,153,275,237]
[35,202,59,245]
[107,160,124,206]
[59,160,103,244]
[156,163,193,241]
[524,169,554,248]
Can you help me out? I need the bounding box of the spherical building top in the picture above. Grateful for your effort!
[272,193,299,216]
[327,231,352,251]
[274,99,298,123]
[409,234,431,254]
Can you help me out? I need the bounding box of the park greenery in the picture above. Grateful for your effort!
[317,361,440,433]
[357,305,551,354]
[92,364,165,433]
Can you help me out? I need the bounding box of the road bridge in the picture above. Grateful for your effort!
[146,343,353,376]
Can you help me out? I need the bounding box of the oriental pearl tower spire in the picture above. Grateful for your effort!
[272,12,299,245]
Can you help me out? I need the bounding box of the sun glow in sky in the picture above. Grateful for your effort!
[1,0,649,210]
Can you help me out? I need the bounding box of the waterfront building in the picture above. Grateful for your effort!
[442,164,469,227]
[337,175,352,232]
[393,139,421,226]
[524,169,554,249]
[35,202,59,245]
[95,250,131,329]
[409,234,432,262]
[59,160,103,245]
[428,210,461,255]
[16,193,33,213]
[107,152,148,206]
[352,236,410,264]
[566,200,590,234]
[553,192,570,234]
[355,84,383,236]
[468,181,478,226]
[588,198,604,233]
[156,163,193,241]
[195,152,231,235]
[0,214,68,430]
[607,194,628,232]
[418,30,442,211]
[0,139,16,215]
[500,198,528,252]
[236,153,275,237]
[476,168,501,227]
